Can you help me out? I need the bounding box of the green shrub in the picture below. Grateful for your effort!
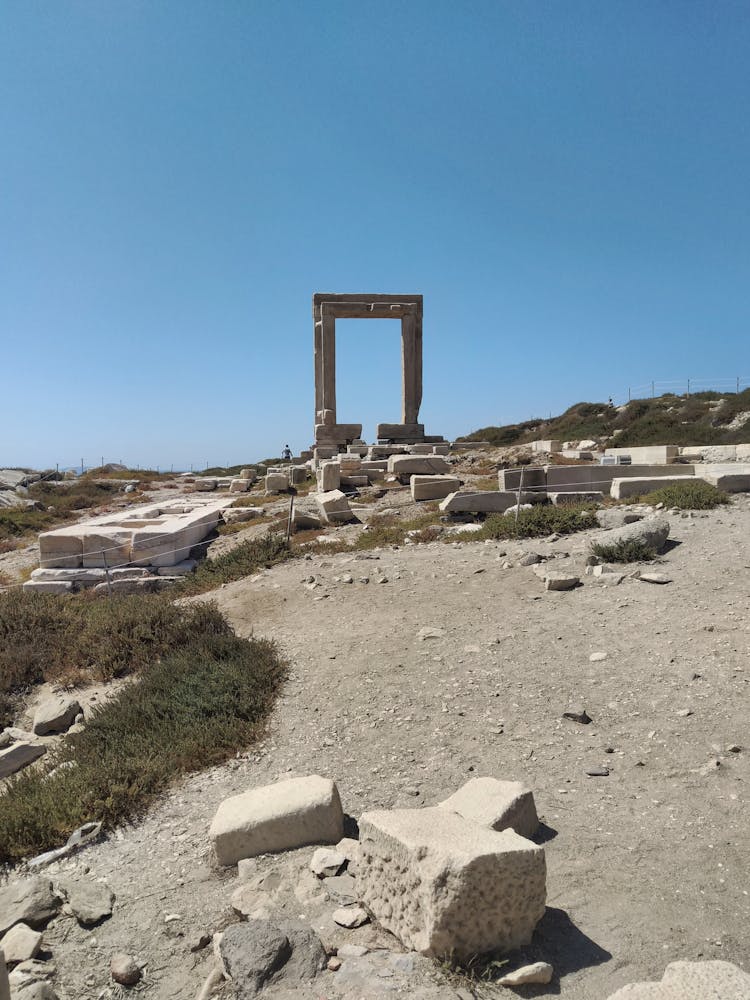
[479,504,598,541]
[0,632,285,861]
[589,538,656,563]
[630,480,730,510]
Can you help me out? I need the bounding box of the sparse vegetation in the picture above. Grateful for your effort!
[0,591,234,725]
[460,389,750,449]
[175,531,290,595]
[478,503,598,541]
[0,629,285,861]
[589,538,657,563]
[625,480,730,510]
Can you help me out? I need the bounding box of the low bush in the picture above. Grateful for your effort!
[629,480,730,510]
[0,591,233,725]
[176,531,290,595]
[479,504,598,541]
[589,538,656,563]
[0,631,285,861]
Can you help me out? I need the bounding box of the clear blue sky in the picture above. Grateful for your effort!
[2,1,749,469]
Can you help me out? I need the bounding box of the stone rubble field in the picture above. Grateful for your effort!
[1,463,750,999]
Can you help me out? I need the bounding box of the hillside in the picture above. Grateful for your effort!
[460,389,750,448]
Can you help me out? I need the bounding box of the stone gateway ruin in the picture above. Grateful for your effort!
[312,293,443,447]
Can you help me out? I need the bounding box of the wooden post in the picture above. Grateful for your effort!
[514,466,525,527]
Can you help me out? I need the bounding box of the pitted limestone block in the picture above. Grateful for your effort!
[410,475,461,501]
[229,479,250,493]
[438,778,539,839]
[610,475,696,500]
[81,530,132,569]
[439,491,536,514]
[606,960,750,999]
[317,462,340,492]
[357,807,545,960]
[210,775,344,866]
[315,489,354,524]
[592,515,670,553]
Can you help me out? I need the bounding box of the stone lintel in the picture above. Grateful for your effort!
[377,423,425,442]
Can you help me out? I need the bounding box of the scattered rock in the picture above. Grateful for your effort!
[563,704,591,725]
[332,906,369,929]
[32,696,82,736]
[637,572,672,585]
[605,959,750,999]
[518,552,542,566]
[417,627,444,640]
[585,766,610,777]
[110,953,141,986]
[0,921,43,963]
[324,873,359,905]
[593,515,670,554]
[0,878,61,936]
[64,880,114,927]
[327,956,342,971]
[543,572,580,591]
[589,651,608,662]
[676,708,693,718]
[498,961,554,986]
[0,741,47,780]
[219,918,325,998]
[310,847,346,878]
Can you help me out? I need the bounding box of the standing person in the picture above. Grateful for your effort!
[282,444,292,461]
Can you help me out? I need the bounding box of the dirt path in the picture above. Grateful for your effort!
[27,496,750,998]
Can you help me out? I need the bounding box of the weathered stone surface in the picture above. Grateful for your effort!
[315,489,355,525]
[529,439,561,453]
[291,509,322,531]
[542,572,580,591]
[210,775,344,865]
[0,742,46,780]
[0,922,42,963]
[310,848,345,877]
[219,919,325,998]
[110,953,141,986]
[388,455,449,477]
[605,445,680,464]
[21,581,74,595]
[548,491,603,505]
[0,879,61,936]
[38,526,84,569]
[230,478,250,493]
[64,881,114,926]
[439,491,525,514]
[610,475,696,499]
[332,906,369,928]
[595,509,643,529]
[30,568,106,584]
[606,959,750,999]
[438,778,539,839]
[498,962,554,985]
[410,476,461,501]
[265,473,289,493]
[593,515,670,553]
[701,463,750,492]
[317,462,341,493]
[358,807,546,960]
[32,696,82,736]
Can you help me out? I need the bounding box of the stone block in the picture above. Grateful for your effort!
[408,444,434,455]
[736,443,750,461]
[388,455,450,477]
[605,445,679,464]
[0,878,61,936]
[313,447,338,461]
[368,445,408,458]
[606,960,750,999]
[377,423,425,442]
[530,440,561,453]
[38,527,83,569]
[156,560,197,576]
[542,572,580,591]
[439,491,536,513]
[210,775,344,865]
[291,509,322,531]
[289,466,307,486]
[701,463,750,492]
[22,580,74,595]
[432,444,451,455]
[439,778,539,839]
[239,468,256,481]
[316,462,340,492]
[497,467,546,493]
[30,568,105,584]
[358,807,545,960]
[340,475,369,488]
[410,475,461,501]
[193,477,217,491]
[610,475,696,499]
[229,479,250,493]
[451,440,491,450]
[0,742,47,779]
[561,450,595,460]
[315,489,354,524]
[32,696,82,736]
[81,530,132,569]
[315,423,362,445]
[265,473,289,493]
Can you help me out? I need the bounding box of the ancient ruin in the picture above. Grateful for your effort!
[312,293,443,447]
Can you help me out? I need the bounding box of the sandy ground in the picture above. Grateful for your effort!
[8,489,746,999]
